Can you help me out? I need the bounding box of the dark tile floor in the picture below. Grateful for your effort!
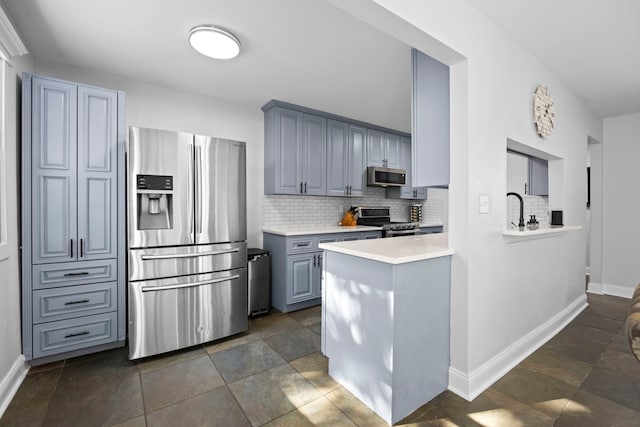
[1,293,639,426]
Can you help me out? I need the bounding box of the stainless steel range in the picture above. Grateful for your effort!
[127,127,247,359]
[355,206,420,237]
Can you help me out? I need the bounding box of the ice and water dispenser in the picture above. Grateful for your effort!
[136,174,173,230]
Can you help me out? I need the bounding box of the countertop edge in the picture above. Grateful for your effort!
[319,234,454,265]
[502,225,582,241]
[319,242,454,264]
[262,225,383,236]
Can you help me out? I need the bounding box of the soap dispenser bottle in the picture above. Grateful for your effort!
[527,215,539,230]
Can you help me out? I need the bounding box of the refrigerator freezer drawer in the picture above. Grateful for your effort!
[128,268,248,359]
[128,242,247,282]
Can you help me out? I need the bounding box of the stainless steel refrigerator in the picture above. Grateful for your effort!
[127,126,247,359]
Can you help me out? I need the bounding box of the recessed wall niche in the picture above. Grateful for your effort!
[506,138,563,229]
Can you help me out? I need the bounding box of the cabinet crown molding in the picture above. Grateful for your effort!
[0,4,27,62]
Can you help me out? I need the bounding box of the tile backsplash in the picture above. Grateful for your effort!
[262,186,446,227]
[507,195,549,228]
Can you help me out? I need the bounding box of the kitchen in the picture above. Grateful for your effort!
[0,0,634,426]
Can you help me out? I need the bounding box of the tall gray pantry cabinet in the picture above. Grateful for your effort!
[21,73,126,363]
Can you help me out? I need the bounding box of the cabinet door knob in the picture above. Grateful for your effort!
[304,182,307,194]
[300,182,303,194]
[70,239,73,258]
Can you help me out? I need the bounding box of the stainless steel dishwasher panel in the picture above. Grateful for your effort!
[128,242,247,282]
[128,268,248,359]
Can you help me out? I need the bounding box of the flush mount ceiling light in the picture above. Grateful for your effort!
[188,25,241,60]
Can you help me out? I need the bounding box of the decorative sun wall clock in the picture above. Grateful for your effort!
[533,84,554,137]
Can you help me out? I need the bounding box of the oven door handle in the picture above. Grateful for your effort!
[140,248,240,260]
[386,229,420,237]
[141,274,241,292]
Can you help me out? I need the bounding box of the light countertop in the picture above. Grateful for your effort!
[319,233,454,265]
[503,225,582,242]
[262,225,382,236]
[419,222,444,228]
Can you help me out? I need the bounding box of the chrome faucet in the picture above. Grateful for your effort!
[507,192,525,229]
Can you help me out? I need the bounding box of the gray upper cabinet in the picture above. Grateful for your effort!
[327,120,366,197]
[528,157,549,196]
[387,137,428,199]
[303,114,327,195]
[31,78,117,263]
[367,129,401,169]
[411,49,450,188]
[263,100,409,197]
[77,86,118,260]
[31,78,78,264]
[264,106,326,195]
[22,73,126,362]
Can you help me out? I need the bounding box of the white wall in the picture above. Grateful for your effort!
[16,59,265,248]
[331,0,603,399]
[0,60,27,416]
[599,112,640,297]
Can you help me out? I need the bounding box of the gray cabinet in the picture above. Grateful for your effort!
[327,120,366,197]
[22,73,126,362]
[528,157,549,196]
[507,151,549,196]
[264,106,326,195]
[264,230,380,312]
[263,100,410,198]
[387,137,428,199]
[367,129,401,169]
[418,226,443,234]
[411,49,450,187]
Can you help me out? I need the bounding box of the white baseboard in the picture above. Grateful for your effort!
[0,355,28,418]
[448,294,587,401]
[588,282,633,299]
[587,282,604,294]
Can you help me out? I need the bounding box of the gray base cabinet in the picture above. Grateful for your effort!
[21,73,126,362]
[264,230,381,313]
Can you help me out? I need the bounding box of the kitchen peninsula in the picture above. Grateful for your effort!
[319,233,454,425]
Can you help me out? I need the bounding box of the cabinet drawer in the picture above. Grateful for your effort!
[287,235,339,254]
[32,312,117,359]
[33,282,116,324]
[33,259,117,289]
[287,237,316,254]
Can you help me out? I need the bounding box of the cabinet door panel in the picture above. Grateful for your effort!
[326,120,348,196]
[367,129,384,167]
[276,109,303,194]
[32,78,77,264]
[411,49,450,187]
[288,254,315,304]
[302,114,326,195]
[399,138,413,198]
[77,87,118,259]
[348,126,367,196]
[385,133,401,169]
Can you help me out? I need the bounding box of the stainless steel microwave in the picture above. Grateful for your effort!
[367,166,406,187]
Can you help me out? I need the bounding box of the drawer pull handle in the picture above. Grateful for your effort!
[295,242,310,247]
[64,331,90,339]
[64,299,90,306]
[64,272,90,277]
[141,274,240,292]
[141,248,240,260]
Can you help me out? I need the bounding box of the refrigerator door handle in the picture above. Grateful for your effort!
[195,144,203,235]
[187,142,195,238]
[140,248,240,260]
[141,274,241,292]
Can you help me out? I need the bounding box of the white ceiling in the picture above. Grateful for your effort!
[2,0,639,129]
